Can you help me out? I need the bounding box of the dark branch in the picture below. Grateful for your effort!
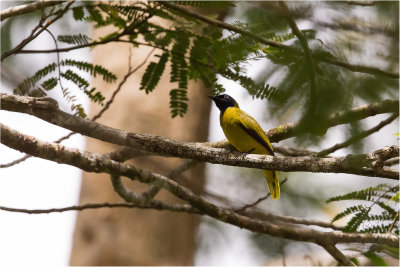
[1,123,398,247]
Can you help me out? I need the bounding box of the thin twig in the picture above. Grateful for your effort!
[279,1,317,114]
[321,244,356,266]
[316,113,398,157]
[234,178,288,212]
[0,155,31,168]
[43,27,67,101]
[0,48,155,168]
[384,157,399,166]
[92,47,155,121]
[387,212,399,234]
[0,201,198,214]
[1,1,73,61]
[143,159,199,200]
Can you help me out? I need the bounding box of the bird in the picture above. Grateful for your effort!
[209,94,280,200]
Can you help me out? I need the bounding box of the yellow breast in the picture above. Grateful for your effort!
[220,107,271,155]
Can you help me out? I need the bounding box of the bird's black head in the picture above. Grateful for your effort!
[208,94,238,113]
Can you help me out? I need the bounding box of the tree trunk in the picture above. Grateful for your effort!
[69,25,210,265]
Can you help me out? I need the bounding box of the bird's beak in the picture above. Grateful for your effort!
[208,95,217,101]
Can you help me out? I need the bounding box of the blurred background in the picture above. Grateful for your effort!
[0,1,398,265]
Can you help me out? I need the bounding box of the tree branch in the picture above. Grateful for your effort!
[266,99,399,142]
[316,113,398,157]
[160,1,398,79]
[1,1,73,61]
[0,201,197,214]
[1,94,398,179]
[0,48,154,168]
[1,123,398,248]
[0,0,65,21]
[321,244,355,266]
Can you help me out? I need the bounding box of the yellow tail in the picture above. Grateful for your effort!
[263,170,280,200]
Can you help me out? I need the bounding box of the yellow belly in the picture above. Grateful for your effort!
[220,108,270,155]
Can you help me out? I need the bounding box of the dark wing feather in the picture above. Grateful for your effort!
[238,122,275,156]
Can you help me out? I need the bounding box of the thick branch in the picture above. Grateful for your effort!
[1,94,398,179]
[0,0,64,21]
[1,123,398,247]
[0,48,154,168]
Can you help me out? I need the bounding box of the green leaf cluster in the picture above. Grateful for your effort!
[11,1,398,125]
[14,59,116,116]
[327,184,399,234]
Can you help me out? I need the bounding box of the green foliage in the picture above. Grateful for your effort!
[169,34,190,117]
[14,63,57,95]
[140,52,169,94]
[61,70,90,89]
[72,6,85,21]
[41,77,58,91]
[60,59,117,83]
[14,58,116,116]
[364,251,388,266]
[57,34,90,45]
[327,184,399,234]
[11,1,398,123]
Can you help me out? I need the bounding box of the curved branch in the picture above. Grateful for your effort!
[0,48,154,168]
[1,1,73,61]
[1,93,398,179]
[0,0,65,21]
[1,123,398,248]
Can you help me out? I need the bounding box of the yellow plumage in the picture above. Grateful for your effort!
[210,94,280,200]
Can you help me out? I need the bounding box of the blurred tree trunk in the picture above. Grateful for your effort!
[69,24,211,265]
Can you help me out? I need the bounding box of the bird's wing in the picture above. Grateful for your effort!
[236,110,275,156]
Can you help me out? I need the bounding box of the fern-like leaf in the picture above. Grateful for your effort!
[360,224,393,234]
[169,89,188,118]
[84,87,105,105]
[327,184,397,203]
[72,6,85,21]
[328,184,399,234]
[61,70,90,89]
[41,77,58,91]
[14,63,57,95]
[57,34,90,45]
[61,59,117,83]
[139,52,169,94]
[331,205,366,222]
[170,33,190,87]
